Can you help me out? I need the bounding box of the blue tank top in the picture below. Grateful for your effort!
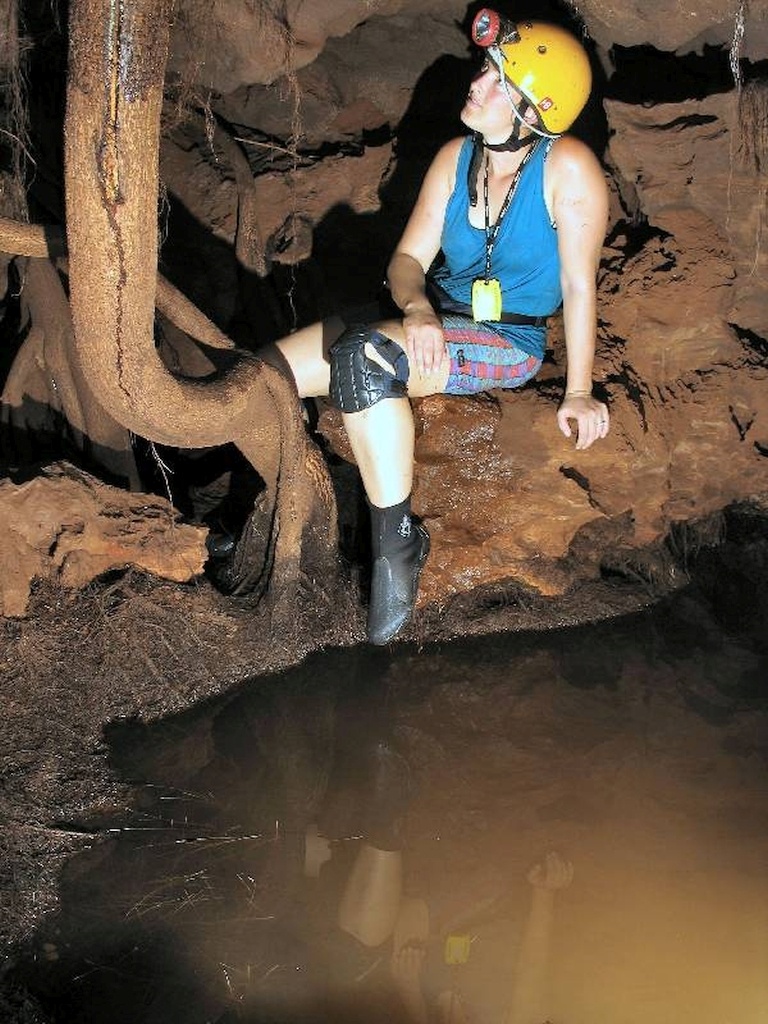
[432,136,561,358]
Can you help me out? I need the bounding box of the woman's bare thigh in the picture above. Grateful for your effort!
[275,316,345,398]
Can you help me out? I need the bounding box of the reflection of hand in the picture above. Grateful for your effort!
[403,309,446,377]
[527,851,574,891]
[390,945,430,1024]
[556,394,609,450]
[436,988,471,1024]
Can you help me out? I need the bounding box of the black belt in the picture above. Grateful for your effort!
[494,311,548,327]
[426,280,548,328]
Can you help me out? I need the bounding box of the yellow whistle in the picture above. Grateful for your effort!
[444,933,472,965]
[471,278,503,321]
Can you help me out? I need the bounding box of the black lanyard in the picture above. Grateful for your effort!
[482,141,539,281]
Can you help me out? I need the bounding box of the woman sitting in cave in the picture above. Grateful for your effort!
[264,9,610,645]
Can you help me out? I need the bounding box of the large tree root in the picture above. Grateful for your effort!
[0,0,341,617]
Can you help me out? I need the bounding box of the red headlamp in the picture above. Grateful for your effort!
[471,8,520,47]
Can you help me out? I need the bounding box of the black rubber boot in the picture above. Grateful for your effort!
[367,499,430,646]
[205,529,236,560]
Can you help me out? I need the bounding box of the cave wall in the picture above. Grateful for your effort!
[574,0,767,58]
[167,0,468,94]
[151,0,768,605]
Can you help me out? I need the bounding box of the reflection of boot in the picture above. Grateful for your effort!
[314,667,391,841]
[314,737,415,853]
[304,822,333,878]
[368,499,430,646]
[361,740,415,851]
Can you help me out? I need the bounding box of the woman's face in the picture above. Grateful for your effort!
[460,60,518,143]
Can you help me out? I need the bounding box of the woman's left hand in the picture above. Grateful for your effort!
[557,394,609,450]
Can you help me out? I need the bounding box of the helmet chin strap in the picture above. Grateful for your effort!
[467,102,537,207]
[485,98,538,152]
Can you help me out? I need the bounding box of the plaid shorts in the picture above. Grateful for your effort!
[441,313,542,395]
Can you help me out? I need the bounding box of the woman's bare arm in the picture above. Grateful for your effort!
[387,138,462,375]
[547,136,610,450]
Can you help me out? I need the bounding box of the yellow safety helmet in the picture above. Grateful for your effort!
[472,9,592,136]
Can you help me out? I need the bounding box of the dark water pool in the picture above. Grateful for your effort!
[11,517,768,1023]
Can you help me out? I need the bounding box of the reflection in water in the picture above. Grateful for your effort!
[16,545,768,1023]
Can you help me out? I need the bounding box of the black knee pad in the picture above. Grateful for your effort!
[329,325,410,413]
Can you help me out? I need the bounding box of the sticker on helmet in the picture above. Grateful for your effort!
[539,97,553,110]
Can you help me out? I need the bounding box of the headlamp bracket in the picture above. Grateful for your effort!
[471,8,520,48]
